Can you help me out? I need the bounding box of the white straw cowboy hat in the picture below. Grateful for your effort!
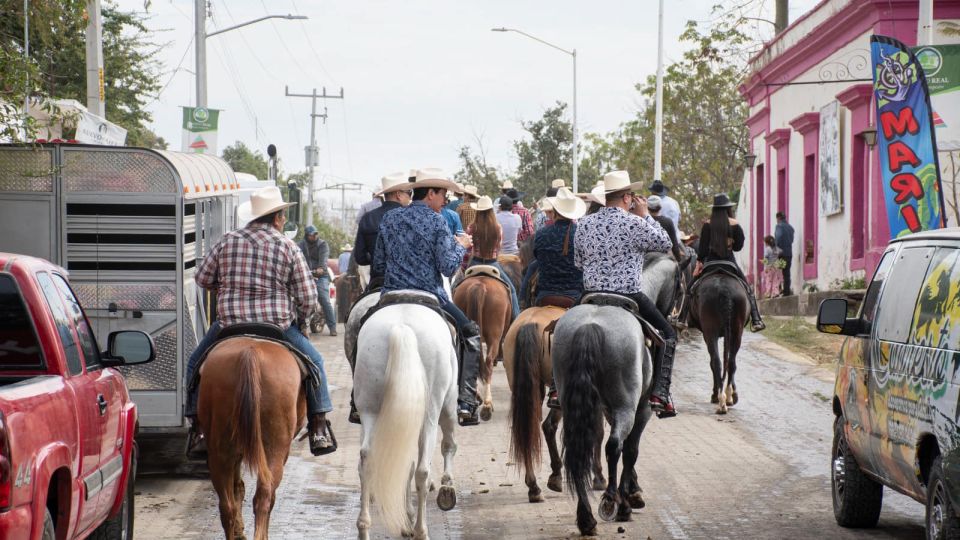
[377,171,411,195]
[470,195,494,212]
[454,182,465,194]
[551,178,567,189]
[463,184,479,197]
[602,170,644,193]
[342,244,353,251]
[577,181,605,205]
[646,194,663,211]
[538,197,554,211]
[412,168,458,191]
[238,186,296,221]
[500,179,514,190]
[547,187,586,220]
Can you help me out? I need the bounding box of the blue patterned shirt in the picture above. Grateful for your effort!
[574,207,672,294]
[534,220,582,297]
[373,201,466,301]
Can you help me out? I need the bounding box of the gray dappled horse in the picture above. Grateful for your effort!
[689,271,749,414]
[552,305,654,536]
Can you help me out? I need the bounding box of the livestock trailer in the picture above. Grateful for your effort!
[0,143,238,434]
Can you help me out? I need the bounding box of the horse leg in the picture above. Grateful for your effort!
[575,482,598,537]
[211,457,242,540]
[480,333,498,421]
[706,334,726,412]
[622,407,653,513]
[591,416,607,491]
[543,409,563,492]
[413,421,439,540]
[357,422,374,540]
[233,476,246,537]
[726,330,742,407]
[597,432,623,523]
[437,391,458,512]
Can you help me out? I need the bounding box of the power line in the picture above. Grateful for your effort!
[149,34,194,106]
[216,0,282,81]
[259,0,316,84]
[289,0,339,85]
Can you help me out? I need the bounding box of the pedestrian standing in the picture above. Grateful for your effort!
[504,188,534,242]
[761,235,783,299]
[496,196,522,256]
[299,225,338,336]
[649,179,681,230]
[338,245,353,276]
[775,211,795,296]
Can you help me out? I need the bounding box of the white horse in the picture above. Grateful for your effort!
[354,297,459,540]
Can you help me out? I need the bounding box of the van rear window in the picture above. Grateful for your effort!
[0,274,44,369]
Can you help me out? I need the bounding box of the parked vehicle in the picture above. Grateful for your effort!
[0,253,154,539]
[818,228,960,539]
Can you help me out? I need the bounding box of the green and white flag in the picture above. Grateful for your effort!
[181,107,220,154]
[914,45,960,150]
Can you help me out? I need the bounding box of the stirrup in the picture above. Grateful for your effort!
[458,404,479,426]
[547,390,561,410]
[309,419,338,456]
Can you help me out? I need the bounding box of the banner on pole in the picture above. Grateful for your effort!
[75,111,127,146]
[181,107,220,154]
[913,44,960,151]
[870,35,946,238]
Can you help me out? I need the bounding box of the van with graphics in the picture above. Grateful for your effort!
[817,228,960,539]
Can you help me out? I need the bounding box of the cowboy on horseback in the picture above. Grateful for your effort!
[372,168,485,426]
[689,193,765,332]
[184,186,337,457]
[353,172,413,292]
[461,194,521,320]
[573,170,679,417]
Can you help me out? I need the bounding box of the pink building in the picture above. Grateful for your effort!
[737,0,960,291]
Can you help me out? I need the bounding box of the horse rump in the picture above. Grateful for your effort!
[510,323,544,476]
[560,323,604,497]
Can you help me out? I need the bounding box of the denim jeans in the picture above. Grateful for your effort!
[467,260,520,319]
[439,297,471,332]
[184,322,333,417]
[315,276,337,330]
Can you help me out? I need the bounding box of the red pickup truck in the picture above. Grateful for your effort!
[0,254,154,540]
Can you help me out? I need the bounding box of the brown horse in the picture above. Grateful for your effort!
[453,276,511,421]
[689,271,749,414]
[198,338,306,539]
[503,306,607,503]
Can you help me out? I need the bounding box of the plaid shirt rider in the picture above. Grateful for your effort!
[195,222,318,329]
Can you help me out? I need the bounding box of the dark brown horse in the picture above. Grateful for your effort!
[453,276,511,421]
[689,272,749,414]
[198,339,306,539]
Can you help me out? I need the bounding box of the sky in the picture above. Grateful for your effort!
[118,0,819,211]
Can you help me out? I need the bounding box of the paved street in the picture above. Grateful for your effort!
[133,327,926,539]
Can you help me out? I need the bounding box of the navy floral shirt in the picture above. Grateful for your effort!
[574,207,672,294]
[373,201,466,301]
[534,220,583,297]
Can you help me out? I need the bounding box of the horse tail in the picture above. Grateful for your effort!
[233,346,272,487]
[367,324,427,536]
[721,290,734,388]
[510,323,543,476]
[561,323,603,497]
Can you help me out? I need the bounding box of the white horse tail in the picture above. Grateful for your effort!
[367,324,427,535]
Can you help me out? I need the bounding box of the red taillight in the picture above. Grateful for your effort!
[0,412,11,509]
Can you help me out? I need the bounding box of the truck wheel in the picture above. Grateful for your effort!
[926,456,960,540]
[832,415,882,527]
[41,509,55,540]
[90,450,136,540]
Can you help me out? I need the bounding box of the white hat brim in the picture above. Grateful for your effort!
[241,200,296,221]
[412,178,458,191]
[547,195,587,220]
[603,181,645,194]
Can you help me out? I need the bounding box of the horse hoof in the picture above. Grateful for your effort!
[547,474,563,493]
[598,494,617,522]
[592,477,607,491]
[429,480,436,492]
[437,485,457,511]
[627,491,646,509]
[731,392,739,405]
[528,491,544,503]
[716,407,728,415]
[616,505,633,522]
[480,406,492,422]
[401,528,414,538]
[710,394,719,404]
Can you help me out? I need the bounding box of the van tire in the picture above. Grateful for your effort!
[926,456,960,540]
[832,415,882,527]
[90,449,136,540]
[41,509,55,540]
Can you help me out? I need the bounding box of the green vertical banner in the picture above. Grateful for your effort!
[913,44,960,151]
[181,107,220,154]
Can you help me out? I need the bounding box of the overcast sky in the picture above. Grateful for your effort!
[120,0,818,208]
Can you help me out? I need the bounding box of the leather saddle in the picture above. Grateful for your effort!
[579,292,665,348]
[358,290,457,340]
[189,322,322,394]
[462,265,511,292]
[700,260,742,280]
[537,295,576,309]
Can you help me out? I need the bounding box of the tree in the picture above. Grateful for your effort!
[0,1,165,146]
[453,143,502,198]
[512,101,574,202]
[221,141,269,179]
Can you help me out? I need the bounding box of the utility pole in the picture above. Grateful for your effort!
[653,0,665,183]
[285,86,345,226]
[321,182,364,233]
[918,0,933,46]
[85,0,106,116]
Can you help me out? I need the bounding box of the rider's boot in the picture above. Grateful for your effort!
[745,281,766,332]
[546,379,561,409]
[184,385,207,459]
[649,338,678,419]
[307,412,337,456]
[457,322,482,426]
[348,391,361,425]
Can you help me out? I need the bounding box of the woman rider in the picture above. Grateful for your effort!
[692,193,765,332]
[462,195,521,319]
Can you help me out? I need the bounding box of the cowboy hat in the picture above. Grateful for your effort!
[504,188,526,201]
[712,193,736,208]
[648,179,668,194]
[603,170,644,193]
[500,179,514,190]
[455,182,465,194]
[238,186,296,221]
[412,168,458,191]
[463,184,479,198]
[576,181,604,205]
[342,244,353,251]
[470,195,494,212]
[646,195,662,211]
[538,197,554,211]
[547,187,586,220]
[377,171,411,195]
[551,178,567,189]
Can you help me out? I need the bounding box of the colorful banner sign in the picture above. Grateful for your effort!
[870,35,946,238]
[181,106,220,154]
[913,44,960,151]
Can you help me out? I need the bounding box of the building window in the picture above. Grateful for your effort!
[851,135,866,263]
[777,168,787,216]
[803,154,817,271]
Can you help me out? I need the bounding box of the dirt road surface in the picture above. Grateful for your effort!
[133,327,925,539]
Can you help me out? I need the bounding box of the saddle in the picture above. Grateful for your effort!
[691,260,749,296]
[537,295,576,309]
[579,292,665,348]
[189,322,322,395]
[358,289,457,340]
[462,264,511,292]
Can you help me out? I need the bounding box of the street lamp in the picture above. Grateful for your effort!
[492,27,579,193]
[196,10,307,108]
[860,126,878,148]
[744,153,758,169]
